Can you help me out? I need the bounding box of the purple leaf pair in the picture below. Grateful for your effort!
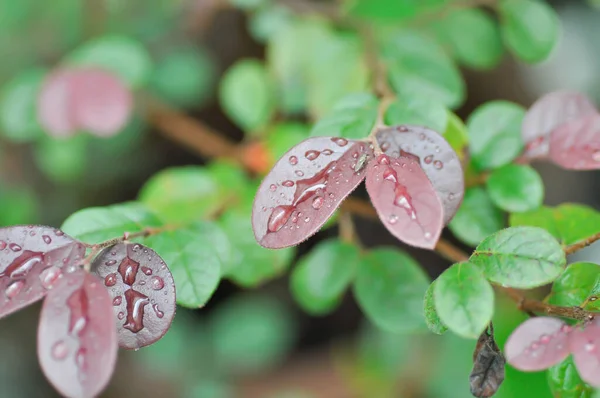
[252,126,464,250]
[505,316,600,387]
[522,91,600,170]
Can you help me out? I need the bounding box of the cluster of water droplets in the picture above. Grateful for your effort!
[522,324,572,358]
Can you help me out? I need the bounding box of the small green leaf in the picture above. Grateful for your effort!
[66,35,152,88]
[345,0,418,21]
[228,0,270,10]
[61,201,162,244]
[309,93,378,139]
[384,96,448,134]
[547,262,600,311]
[449,187,504,247]
[266,123,310,161]
[249,4,293,43]
[547,356,594,398]
[0,68,46,142]
[353,248,429,333]
[443,111,468,155]
[290,239,358,315]
[470,226,566,288]
[467,100,525,170]
[500,0,560,63]
[33,135,87,183]
[0,186,39,226]
[486,164,544,212]
[138,166,223,224]
[219,59,275,133]
[209,294,295,374]
[424,280,447,335]
[434,262,493,338]
[145,222,231,308]
[509,204,600,246]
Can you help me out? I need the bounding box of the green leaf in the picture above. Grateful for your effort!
[0,68,46,142]
[138,166,224,224]
[486,164,544,212]
[249,4,293,43]
[500,0,560,63]
[434,262,493,338]
[467,100,525,170]
[219,59,275,133]
[219,205,295,287]
[384,96,448,134]
[547,356,594,398]
[424,280,447,335]
[290,239,358,315]
[309,93,378,139]
[228,0,270,10]
[266,122,310,161]
[33,135,87,184]
[383,30,465,109]
[470,226,566,288]
[150,46,216,107]
[345,0,418,21]
[61,201,162,244]
[66,35,152,88]
[0,186,39,226]
[434,8,503,70]
[448,187,504,247]
[443,111,468,155]
[145,222,230,308]
[209,294,295,374]
[546,262,600,311]
[353,248,429,333]
[509,204,600,246]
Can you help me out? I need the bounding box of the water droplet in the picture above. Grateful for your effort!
[71,317,87,336]
[9,243,21,252]
[312,196,324,210]
[76,347,87,370]
[377,155,390,165]
[282,180,294,187]
[305,150,320,160]
[331,137,348,147]
[267,205,294,232]
[435,146,440,153]
[269,184,277,192]
[117,312,125,320]
[304,217,310,223]
[143,249,148,254]
[398,126,408,132]
[389,214,398,224]
[132,244,141,252]
[152,304,164,318]
[448,193,455,200]
[383,169,398,183]
[105,273,117,287]
[329,193,335,199]
[150,276,164,290]
[593,151,600,162]
[29,230,36,236]
[289,156,298,165]
[111,251,116,256]
[586,342,596,352]
[322,149,333,156]
[539,334,551,344]
[424,232,432,240]
[118,257,140,286]
[113,296,122,306]
[295,170,304,177]
[105,260,117,266]
[352,152,359,159]
[55,230,64,236]
[52,341,68,361]
[40,267,62,289]
[561,325,572,333]
[6,252,42,279]
[433,160,443,170]
[424,155,433,164]
[531,343,539,350]
[124,289,149,333]
[381,142,390,151]
[141,267,152,276]
[0,241,6,250]
[5,280,24,299]
[42,235,52,244]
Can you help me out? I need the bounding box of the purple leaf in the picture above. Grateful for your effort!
[0,226,85,319]
[252,137,373,249]
[570,319,600,387]
[38,270,118,398]
[91,243,176,350]
[365,154,444,250]
[504,317,571,371]
[375,125,464,224]
[549,113,600,170]
[522,91,596,159]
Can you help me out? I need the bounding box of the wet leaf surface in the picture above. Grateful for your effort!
[375,125,464,224]
[549,113,600,170]
[570,319,600,387]
[38,270,117,398]
[469,325,505,398]
[0,226,85,319]
[365,154,444,249]
[522,91,596,159]
[253,137,373,249]
[504,317,571,371]
[92,243,175,350]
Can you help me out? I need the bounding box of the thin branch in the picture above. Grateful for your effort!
[407,0,499,28]
[564,231,600,255]
[276,0,342,20]
[338,210,359,247]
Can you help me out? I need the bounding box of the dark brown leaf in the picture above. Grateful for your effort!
[470,324,506,398]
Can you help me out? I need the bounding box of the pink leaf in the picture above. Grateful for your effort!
[365,154,444,249]
[0,226,85,319]
[37,69,79,138]
[570,319,600,387]
[375,126,464,224]
[549,113,600,170]
[252,137,373,249]
[38,270,118,398]
[72,68,132,137]
[91,243,176,350]
[522,91,596,159]
[504,317,571,371]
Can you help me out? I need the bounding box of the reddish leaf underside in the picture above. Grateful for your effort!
[252,137,373,249]
[0,226,85,319]
[570,319,600,387]
[365,154,444,249]
[522,91,597,159]
[375,125,464,224]
[91,243,176,350]
[38,270,118,398]
[549,113,600,170]
[504,317,571,371]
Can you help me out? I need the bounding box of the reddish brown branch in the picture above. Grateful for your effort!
[564,231,600,255]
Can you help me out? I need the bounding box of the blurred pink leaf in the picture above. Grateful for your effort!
[549,113,600,170]
[570,319,600,387]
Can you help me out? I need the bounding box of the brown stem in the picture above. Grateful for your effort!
[564,231,600,255]
[465,171,490,188]
[338,210,358,247]
[407,0,498,28]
